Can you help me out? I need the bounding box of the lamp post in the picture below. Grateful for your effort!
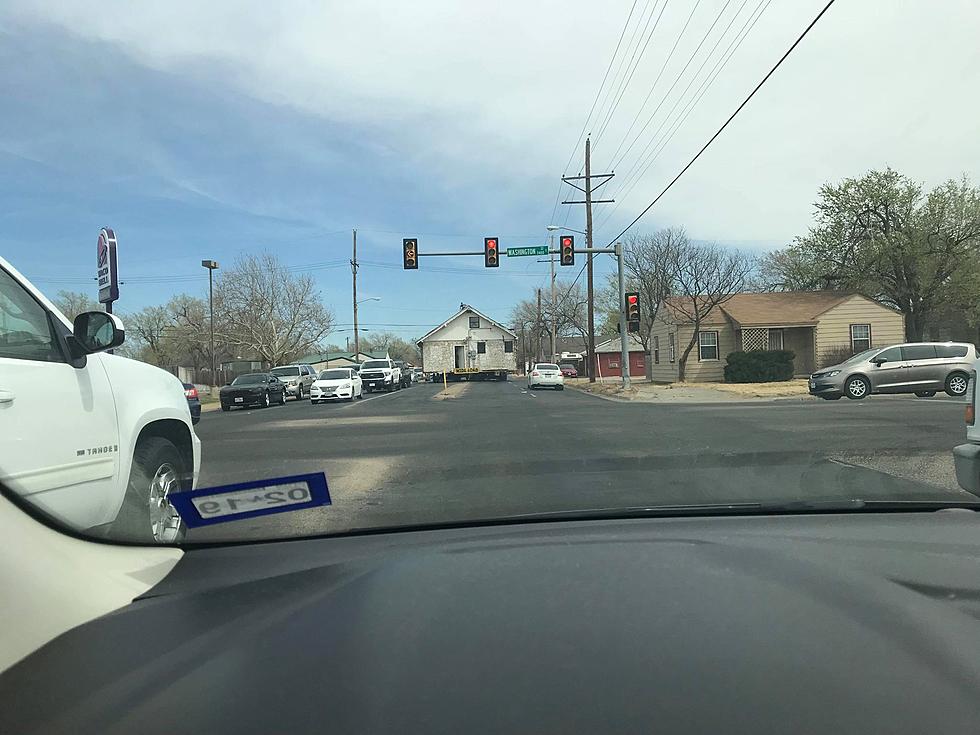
[201,260,219,388]
[354,296,381,359]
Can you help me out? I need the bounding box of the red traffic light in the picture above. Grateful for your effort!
[559,234,574,266]
[484,237,499,268]
[627,295,638,304]
[625,291,640,322]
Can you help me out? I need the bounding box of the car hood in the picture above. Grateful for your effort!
[5,513,979,733]
[221,384,264,392]
[313,379,350,388]
[814,362,848,374]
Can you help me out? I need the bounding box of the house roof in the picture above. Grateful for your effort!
[297,350,386,364]
[594,334,645,353]
[416,304,517,345]
[664,291,857,327]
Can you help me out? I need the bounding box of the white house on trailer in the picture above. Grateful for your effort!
[417,304,517,380]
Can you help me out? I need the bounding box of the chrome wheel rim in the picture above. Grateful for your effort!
[848,379,866,397]
[950,376,968,395]
[148,463,182,543]
[264,392,270,406]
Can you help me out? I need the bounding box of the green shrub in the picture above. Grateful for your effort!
[724,350,796,383]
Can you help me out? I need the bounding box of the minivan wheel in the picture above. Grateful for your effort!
[914,391,937,398]
[946,373,969,397]
[113,437,186,543]
[845,376,870,400]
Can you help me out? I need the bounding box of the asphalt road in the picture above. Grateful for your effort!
[188,380,974,542]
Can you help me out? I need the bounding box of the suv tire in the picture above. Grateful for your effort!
[113,437,186,544]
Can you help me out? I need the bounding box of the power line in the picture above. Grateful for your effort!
[548,0,641,224]
[606,0,835,245]
[596,0,769,232]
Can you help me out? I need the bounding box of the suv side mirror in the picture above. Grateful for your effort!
[71,311,125,355]
[871,357,886,366]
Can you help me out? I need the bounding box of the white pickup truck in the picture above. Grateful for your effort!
[358,358,401,393]
[0,256,201,543]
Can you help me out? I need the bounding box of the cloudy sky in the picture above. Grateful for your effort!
[2,0,978,340]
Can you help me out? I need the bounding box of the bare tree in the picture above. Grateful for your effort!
[669,243,754,381]
[216,253,334,366]
[52,290,100,321]
[125,305,180,369]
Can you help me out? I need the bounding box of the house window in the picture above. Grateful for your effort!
[609,360,619,368]
[768,328,784,350]
[668,333,676,363]
[850,324,871,353]
[477,341,486,354]
[698,331,719,361]
[469,316,480,329]
[654,336,660,364]
[504,340,513,353]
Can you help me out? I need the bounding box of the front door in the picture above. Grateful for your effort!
[867,346,907,392]
[0,264,120,530]
[454,345,464,369]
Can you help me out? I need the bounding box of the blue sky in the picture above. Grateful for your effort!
[2,1,978,341]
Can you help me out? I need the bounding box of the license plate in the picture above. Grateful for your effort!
[809,381,815,389]
[234,397,244,403]
[190,482,313,519]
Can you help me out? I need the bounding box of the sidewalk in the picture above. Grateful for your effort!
[565,378,813,403]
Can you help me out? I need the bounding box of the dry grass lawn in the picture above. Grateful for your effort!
[694,379,810,398]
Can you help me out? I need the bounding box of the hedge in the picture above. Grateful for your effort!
[724,350,796,383]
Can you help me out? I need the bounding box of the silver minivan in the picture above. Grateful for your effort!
[809,342,975,400]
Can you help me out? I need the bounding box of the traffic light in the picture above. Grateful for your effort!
[403,238,418,270]
[625,291,640,323]
[559,235,575,266]
[484,237,499,267]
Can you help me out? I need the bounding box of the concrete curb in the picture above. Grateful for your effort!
[565,382,819,406]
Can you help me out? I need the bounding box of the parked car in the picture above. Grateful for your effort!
[393,360,412,388]
[559,363,578,378]
[270,364,317,400]
[311,368,363,403]
[219,373,287,410]
[953,369,980,496]
[359,358,401,392]
[808,342,976,400]
[183,382,201,424]
[0,255,201,543]
[528,363,565,390]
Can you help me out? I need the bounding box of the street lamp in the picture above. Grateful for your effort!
[353,296,381,359]
[201,260,219,388]
[547,224,587,235]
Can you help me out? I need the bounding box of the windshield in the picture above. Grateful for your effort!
[232,374,267,385]
[4,2,980,554]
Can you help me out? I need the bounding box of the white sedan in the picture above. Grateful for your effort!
[527,363,565,390]
[311,368,363,403]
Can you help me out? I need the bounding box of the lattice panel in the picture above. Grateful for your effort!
[741,327,769,352]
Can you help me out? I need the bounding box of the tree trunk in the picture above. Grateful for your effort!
[905,308,926,342]
[677,333,699,382]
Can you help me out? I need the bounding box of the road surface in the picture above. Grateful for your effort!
[188,380,972,542]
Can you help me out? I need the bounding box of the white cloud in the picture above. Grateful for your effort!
[5,0,980,243]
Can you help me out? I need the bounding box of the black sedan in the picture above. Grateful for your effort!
[219,373,287,410]
[182,382,202,424]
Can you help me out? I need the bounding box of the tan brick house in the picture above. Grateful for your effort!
[649,291,906,382]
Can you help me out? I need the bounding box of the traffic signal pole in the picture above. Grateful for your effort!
[617,242,630,389]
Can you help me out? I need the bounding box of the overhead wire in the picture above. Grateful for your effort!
[596,0,770,233]
[605,0,837,246]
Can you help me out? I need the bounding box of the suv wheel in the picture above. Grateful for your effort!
[914,391,937,398]
[845,375,870,400]
[946,372,969,397]
[113,437,186,543]
[263,391,271,408]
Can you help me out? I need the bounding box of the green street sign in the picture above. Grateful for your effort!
[505,245,549,257]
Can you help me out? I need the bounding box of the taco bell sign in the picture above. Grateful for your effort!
[97,227,119,304]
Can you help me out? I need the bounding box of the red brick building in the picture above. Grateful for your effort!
[593,335,646,378]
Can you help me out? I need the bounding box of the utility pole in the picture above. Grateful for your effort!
[351,229,359,359]
[616,242,630,389]
[536,288,543,362]
[560,136,614,383]
[201,260,219,386]
[549,235,556,362]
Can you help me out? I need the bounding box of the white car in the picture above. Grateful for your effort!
[311,367,363,403]
[528,363,565,390]
[0,256,201,543]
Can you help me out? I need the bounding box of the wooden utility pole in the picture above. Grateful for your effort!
[560,136,614,383]
[351,229,359,359]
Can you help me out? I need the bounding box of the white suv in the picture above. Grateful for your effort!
[0,256,201,543]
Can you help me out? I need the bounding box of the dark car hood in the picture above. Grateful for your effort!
[220,385,264,392]
[3,513,979,734]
